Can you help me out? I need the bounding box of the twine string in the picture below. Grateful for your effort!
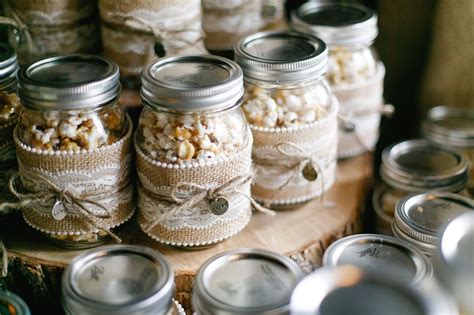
[0,241,7,278]
[0,0,35,52]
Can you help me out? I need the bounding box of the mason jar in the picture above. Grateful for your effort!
[373,139,469,235]
[136,55,253,248]
[235,31,338,209]
[292,2,389,158]
[0,290,31,315]
[192,248,304,314]
[0,43,20,213]
[434,212,474,315]
[62,245,184,315]
[323,234,432,286]
[290,265,458,315]
[393,192,473,257]
[16,54,134,249]
[423,106,474,196]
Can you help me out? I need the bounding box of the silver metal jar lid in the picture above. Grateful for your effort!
[290,265,458,315]
[62,245,175,315]
[141,55,244,113]
[423,106,474,148]
[18,54,120,110]
[192,248,304,314]
[380,139,469,192]
[0,43,18,84]
[291,2,378,46]
[435,211,474,314]
[0,290,31,315]
[323,234,431,286]
[393,192,474,255]
[234,31,327,83]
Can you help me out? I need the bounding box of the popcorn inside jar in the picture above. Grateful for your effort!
[242,83,331,128]
[139,110,246,164]
[0,92,20,125]
[327,47,378,85]
[20,107,126,152]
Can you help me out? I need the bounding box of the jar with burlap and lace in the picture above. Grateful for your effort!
[235,31,338,209]
[99,0,207,87]
[292,2,393,158]
[1,0,100,65]
[136,55,269,248]
[8,55,135,249]
[0,43,20,215]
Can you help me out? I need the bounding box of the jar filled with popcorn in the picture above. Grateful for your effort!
[0,43,20,215]
[13,55,135,249]
[235,31,338,209]
[292,2,391,158]
[136,55,255,247]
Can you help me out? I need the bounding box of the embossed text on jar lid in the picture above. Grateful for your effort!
[0,290,31,315]
[291,2,378,46]
[393,192,474,255]
[323,233,431,286]
[141,55,244,112]
[380,139,469,192]
[423,106,474,148]
[62,245,175,315]
[192,248,303,314]
[290,265,458,315]
[18,54,120,110]
[0,43,18,83]
[234,31,327,83]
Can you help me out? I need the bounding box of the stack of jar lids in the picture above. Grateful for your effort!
[393,192,474,256]
[323,234,431,286]
[435,211,474,314]
[290,265,458,315]
[380,139,469,193]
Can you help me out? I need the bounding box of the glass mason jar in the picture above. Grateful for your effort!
[393,192,473,258]
[16,55,132,249]
[292,2,387,158]
[62,245,184,315]
[373,139,469,235]
[193,248,303,314]
[136,55,252,248]
[423,106,474,196]
[0,43,20,213]
[235,31,337,209]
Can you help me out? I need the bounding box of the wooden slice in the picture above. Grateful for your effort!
[0,153,372,313]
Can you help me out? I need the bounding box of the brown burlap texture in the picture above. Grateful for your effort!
[251,104,338,205]
[2,0,100,64]
[0,118,16,149]
[0,119,17,211]
[99,0,207,78]
[15,117,134,234]
[333,63,385,158]
[136,135,253,246]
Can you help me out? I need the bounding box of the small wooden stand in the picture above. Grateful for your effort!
[1,153,372,314]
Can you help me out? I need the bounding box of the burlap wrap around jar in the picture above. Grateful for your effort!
[1,0,100,65]
[136,55,258,247]
[99,0,207,81]
[292,2,391,158]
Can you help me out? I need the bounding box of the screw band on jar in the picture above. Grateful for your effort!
[235,31,338,208]
[136,55,256,247]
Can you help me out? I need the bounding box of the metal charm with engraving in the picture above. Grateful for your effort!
[52,199,67,221]
[210,197,229,215]
[302,161,318,181]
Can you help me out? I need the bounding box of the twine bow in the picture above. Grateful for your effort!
[142,172,274,233]
[262,141,334,208]
[0,0,35,53]
[0,172,121,243]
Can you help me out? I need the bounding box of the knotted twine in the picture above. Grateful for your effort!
[141,172,274,233]
[0,172,121,243]
[257,141,335,208]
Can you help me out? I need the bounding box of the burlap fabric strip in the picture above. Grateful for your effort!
[334,63,392,158]
[0,118,17,215]
[0,116,135,241]
[202,0,285,51]
[0,0,99,64]
[99,0,207,78]
[136,130,260,247]
[252,100,338,207]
